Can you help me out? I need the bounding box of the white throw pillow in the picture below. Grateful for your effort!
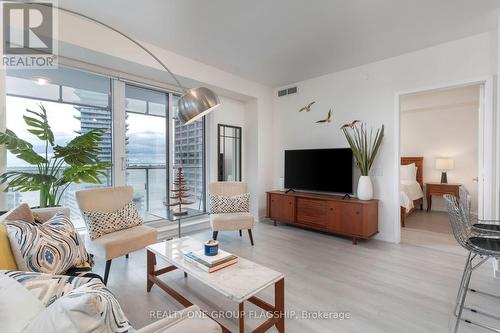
[0,273,44,333]
[400,163,417,181]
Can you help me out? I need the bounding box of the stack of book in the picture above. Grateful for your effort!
[184,249,238,273]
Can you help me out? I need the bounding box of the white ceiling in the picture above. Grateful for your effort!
[59,0,500,87]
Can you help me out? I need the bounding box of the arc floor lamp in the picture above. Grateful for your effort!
[39,3,221,125]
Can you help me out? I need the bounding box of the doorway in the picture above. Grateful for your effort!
[396,80,493,250]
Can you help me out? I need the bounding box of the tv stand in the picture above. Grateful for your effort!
[285,188,296,194]
[342,193,352,200]
[266,191,378,244]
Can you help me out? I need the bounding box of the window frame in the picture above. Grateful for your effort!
[4,66,114,230]
[2,60,209,226]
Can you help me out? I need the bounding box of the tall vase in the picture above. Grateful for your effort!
[357,176,373,200]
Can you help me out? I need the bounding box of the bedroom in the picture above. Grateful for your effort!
[399,84,481,248]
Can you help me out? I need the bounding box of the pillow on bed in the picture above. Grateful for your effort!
[400,163,417,181]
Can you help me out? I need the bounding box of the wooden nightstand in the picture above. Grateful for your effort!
[425,182,461,212]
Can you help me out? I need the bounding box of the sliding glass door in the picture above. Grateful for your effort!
[125,85,168,222]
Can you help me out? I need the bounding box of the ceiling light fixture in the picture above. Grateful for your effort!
[42,4,221,125]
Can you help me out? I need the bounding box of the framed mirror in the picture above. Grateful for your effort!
[217,124,242,181]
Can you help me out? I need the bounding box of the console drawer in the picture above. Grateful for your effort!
[296,198,330,229]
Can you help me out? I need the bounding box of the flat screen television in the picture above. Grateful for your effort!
[284,148,353,194]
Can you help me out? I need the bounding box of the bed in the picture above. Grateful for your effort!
[400,157,424,227]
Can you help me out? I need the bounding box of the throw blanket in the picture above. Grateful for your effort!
[1,270,133,333]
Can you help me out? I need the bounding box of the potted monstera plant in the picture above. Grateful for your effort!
[0,104,111,207]
[341,120,384,200]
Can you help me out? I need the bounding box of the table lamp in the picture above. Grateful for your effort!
[436,158,454,183]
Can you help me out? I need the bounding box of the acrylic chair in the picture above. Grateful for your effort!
[444,194,500,333]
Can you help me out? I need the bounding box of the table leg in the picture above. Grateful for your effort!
[426,195,432,212]
[275,278,285,333]
[239,302,245,333]
[147,250,155,292]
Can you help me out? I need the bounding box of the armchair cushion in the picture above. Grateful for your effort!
[82,201,143,240]
[6,212,91,274]
[86,225,157,261]
[209,193,250,214]
[210,212,255,232]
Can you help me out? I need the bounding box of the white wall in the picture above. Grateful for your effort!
[272,32,497,243]
[207,96,246,183]
[400,85,480,212]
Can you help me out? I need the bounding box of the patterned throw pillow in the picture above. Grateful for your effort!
[82,201,143,240]
[209,193,250,214]
[6,212,91,275]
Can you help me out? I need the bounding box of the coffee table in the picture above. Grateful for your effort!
[146,237,285,333]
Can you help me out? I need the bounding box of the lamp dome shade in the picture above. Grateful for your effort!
[435,158,454,170]
[177,87,221,125]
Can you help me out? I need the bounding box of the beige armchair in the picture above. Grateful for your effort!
[208,182,255,246]
[76,186,158,285]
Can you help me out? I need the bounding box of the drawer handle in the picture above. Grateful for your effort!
[356,211,360,215]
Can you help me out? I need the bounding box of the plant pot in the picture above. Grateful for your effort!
[357,176,373,200]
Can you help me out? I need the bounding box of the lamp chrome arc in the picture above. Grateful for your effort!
[33,2,222,124]
[178,87,221,125]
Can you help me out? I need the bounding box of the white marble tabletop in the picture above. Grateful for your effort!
[147,237,285,303]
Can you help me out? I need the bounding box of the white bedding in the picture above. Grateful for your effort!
[400,180,424,212]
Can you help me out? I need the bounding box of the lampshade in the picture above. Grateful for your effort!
[436,158,454,170]
[177,87,221,125]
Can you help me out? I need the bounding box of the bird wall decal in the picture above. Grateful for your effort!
[316,109,332,123]
[299,101,315,112]
[340,120,361,129]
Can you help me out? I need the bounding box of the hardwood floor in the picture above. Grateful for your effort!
[404,211,452,234]
[95,220,499,333]
[401,211,464,256]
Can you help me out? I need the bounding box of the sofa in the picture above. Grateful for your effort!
[0,270,222,333]
[0,205,222,333]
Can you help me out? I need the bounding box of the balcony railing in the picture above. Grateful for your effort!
[126,164,205,222]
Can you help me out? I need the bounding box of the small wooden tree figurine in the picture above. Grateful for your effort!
[167,167,193,216]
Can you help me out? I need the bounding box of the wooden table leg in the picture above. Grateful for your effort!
[275,278,285,333]
[147,250,155,292]
[426,194,432,212]
[239,302,245,333]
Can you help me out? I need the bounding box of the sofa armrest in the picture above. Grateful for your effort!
[32,207,71,222]
[136,305,222,333]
